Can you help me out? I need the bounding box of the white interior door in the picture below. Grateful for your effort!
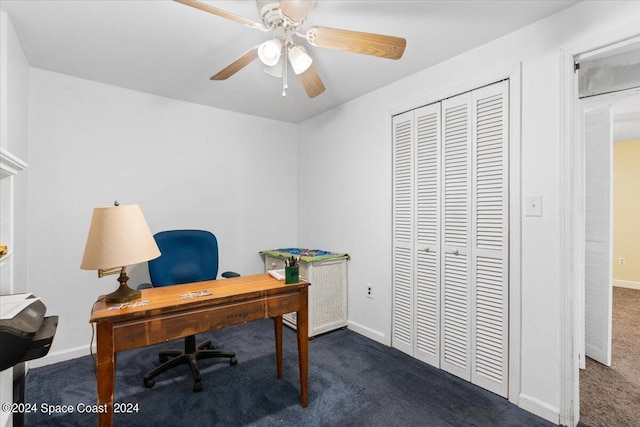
[584,105,613,367]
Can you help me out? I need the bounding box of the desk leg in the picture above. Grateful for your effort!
[95,321,116,427]
[273,316,283,379]
[297,287,309,408]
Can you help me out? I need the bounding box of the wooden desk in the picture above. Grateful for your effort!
[89,274,309,426]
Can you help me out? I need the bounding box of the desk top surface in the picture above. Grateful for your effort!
[90,273,309,323]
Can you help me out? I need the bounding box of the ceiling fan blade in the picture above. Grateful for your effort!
[174,0,264,30]
[210,47,258,80]
[306,26,406,60]
[280,0,315,23]
[297,64,325,98]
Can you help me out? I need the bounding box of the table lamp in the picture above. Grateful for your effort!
[80,202,161,303]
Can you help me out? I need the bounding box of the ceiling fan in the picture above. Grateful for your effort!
[175,0,407,98]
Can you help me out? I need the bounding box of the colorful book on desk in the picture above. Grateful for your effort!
[268,269,286,280]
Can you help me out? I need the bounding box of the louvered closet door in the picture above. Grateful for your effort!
[440,92,473,381]
[414,104,441,366]
[470,81,509,397]
[392,81,509,397]
[392,111,415,356]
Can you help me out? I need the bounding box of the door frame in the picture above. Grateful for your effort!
[558,23,640,427]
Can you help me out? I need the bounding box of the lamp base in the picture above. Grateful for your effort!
[105,269,140,303]
[105,283,141,303]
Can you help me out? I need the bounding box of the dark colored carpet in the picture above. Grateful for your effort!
[25,320,553,426]
[579,287,640,427]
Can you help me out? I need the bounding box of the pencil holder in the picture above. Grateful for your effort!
[285,266,299,284]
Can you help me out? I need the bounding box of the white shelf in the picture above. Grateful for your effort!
[0,146,27,178]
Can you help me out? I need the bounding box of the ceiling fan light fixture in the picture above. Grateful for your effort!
[258,39,283,67]
[264,57,283,78]
[289,45,312,75]
[175,0,404,99]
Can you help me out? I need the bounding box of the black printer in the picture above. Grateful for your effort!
[0,294,58,372]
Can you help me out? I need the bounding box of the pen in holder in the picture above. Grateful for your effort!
[284,255,300,284]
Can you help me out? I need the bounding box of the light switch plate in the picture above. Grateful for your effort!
[526,195,542,217]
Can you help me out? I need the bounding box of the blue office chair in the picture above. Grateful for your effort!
[140,230,239,392]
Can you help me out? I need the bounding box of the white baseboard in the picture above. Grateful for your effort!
[347,320,387,345]
[613,279,640,290]
[519,393,560,424]
[28,344,95,369]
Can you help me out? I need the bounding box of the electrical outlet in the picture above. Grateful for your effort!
[367,284,373,299]
[526,195,542,217]
[619,258,625,266]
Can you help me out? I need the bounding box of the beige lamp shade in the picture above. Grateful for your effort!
[80,204,160,270]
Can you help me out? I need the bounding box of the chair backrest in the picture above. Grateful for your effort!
[148,230,219,287]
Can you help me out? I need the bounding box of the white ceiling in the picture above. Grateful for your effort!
[1,0,580,123]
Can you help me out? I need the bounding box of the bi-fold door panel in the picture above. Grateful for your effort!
[470,81,509,397]
[392,105,441,367]
[440,92,473,381]
[392,111,415,356]
[414,104,441,366]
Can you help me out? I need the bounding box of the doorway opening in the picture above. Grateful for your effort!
[579,92,640,427]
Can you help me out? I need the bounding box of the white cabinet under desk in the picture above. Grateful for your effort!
[261,249,349,337]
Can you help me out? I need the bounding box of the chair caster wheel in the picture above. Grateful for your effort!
[230,357,238,366]
[144,378,155,389]
[159,356,168,363]
[193,382,203,392]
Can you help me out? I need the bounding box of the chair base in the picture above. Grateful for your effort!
[143,335,237,392]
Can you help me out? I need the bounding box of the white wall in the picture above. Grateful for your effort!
[0,10,30,427]
[26,69,298,363]
[297,1,640,423]
[297,103,392,342]
[1,14,30,161]
[4,11,30,297]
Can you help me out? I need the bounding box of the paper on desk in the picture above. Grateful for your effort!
[0,293,39,320]
[268,269,285,281]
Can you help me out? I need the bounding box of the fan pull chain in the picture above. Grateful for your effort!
[282,45,288,97]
